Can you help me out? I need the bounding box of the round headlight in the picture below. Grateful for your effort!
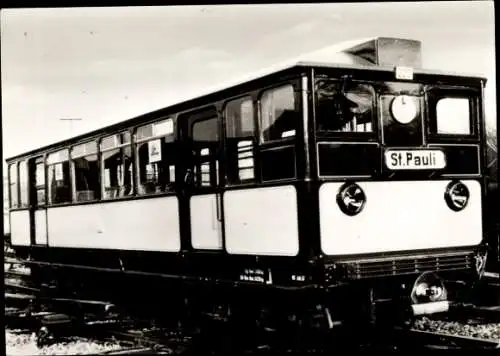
[390,95,418,124]
[411,272,448,304]
[337,182,366,216]
[444,181,470,212]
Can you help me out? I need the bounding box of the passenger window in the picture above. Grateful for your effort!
[192,115,219,188]
[225,97,256,184]
[260,85,298,142]
[226,98,254,138]
[192,116,219,187]
[136,118,176,195]
[8,163,18,208]
[71,142,99,202]
[19,161,29,208]
[35,161,46,206]
[3,184,10,228]
[47,150,71,204]
[101,132,133,199]
[436,97,471,135]
[315,80,374,133]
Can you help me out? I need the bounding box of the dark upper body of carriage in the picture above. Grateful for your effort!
[6,37,487,211]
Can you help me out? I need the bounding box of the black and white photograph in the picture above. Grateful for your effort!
[2,1,499,354]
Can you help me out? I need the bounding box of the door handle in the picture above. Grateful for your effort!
[216,192,222,222]
[184,168,194,186]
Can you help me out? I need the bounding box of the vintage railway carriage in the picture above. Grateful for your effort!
[6,37,491,324]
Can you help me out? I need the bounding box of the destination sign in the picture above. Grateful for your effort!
[384,149,446,170]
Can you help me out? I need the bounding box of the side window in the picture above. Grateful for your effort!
[436,97,472,135]
[191,114,219,188]
[72,141,99,202]
[315,80,374,133]
[47,150,71,204]
[3,178,9,231]
[225,96,256,184]
[226,97,254,137]
[101,132,133,199]
[136,118,176,195]
[35,160,46,206]
[259,85,297,142]
[8,163,18,208]
[19,161,29,208]
[258,85,298,182]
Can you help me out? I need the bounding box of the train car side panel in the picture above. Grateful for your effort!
[34,210,48,245]
[190,194,223,250]
[47,197,181,252]
[319,180,482,256]
[10,210,30,246]
[47,205,103,249]
[224,185,299,256]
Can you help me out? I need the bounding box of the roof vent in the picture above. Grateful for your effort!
[342,37,422,68]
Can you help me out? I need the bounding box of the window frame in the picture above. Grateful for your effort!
[313,77,378,141]
[34,156,47,207]
[254,80,303,183]
[224,95,256,139]
[134,117,177,196]
[8,162,19,209]
[222,95,257,186]
[258,83,299,145]
[18,160,29,208]
[46,148,71,205]
[100,131,134,200]
[189,110,221,190]
[425,86,480,142]
[71,140,100,203]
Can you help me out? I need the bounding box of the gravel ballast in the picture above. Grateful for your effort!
[413,317,500,340]
[5,330,122,355]
[7,318,500,354]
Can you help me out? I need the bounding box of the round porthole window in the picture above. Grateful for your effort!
[390,95,418,124]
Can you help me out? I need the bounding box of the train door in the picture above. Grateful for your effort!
[178,106,225,251]
[28,156,48,246]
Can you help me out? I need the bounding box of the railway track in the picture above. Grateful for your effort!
[447,303,500,324]
[5,294,500,353]
[4,258,192,354]
[396,325,500,350]
[5,243,500,353]
[4,297,180,354]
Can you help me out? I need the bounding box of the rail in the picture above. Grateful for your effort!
[394,326,500,349]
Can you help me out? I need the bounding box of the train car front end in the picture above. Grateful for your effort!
[310,38,489,323]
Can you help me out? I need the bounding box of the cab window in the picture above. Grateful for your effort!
[315,79,374,133]
[436,97,472,135]
[427,88,478,139]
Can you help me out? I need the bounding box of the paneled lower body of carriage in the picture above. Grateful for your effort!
[9,180,486,326]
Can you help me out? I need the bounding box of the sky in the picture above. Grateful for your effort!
[1,2,496,165]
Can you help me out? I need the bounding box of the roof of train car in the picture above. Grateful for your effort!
[5,38,487,162]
